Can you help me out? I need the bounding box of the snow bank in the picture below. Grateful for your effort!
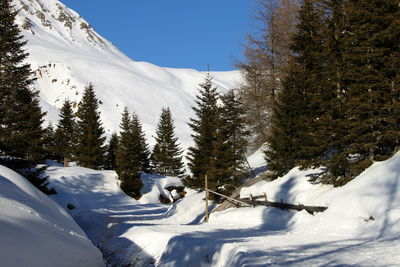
[239,152,400,238]
[241,167,332,206]
[139,173,183,204]
[45,166,135,210]
[299,153,400,237]
[45,166,184,208]
[0,165,104,267]
[246,144,268,174]
[162,189,211,224]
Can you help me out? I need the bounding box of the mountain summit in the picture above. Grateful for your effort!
[13,0,242,150]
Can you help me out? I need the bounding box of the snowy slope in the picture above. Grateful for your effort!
[0,165,104,267]
[241,153,400,237]
[42,153,400,266]
[13,0,242,150]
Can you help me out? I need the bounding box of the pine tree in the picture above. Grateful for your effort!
[0,0,45,162]
[42,122,57,161]
[313,0,351,184]
[265,62,308,177]
[75,83,106,169]
[292,0,333,169]
[23,96,46,162]
[115,108,143,198]
[325,0,400,184]
[209,90,249,197]
[186,74,220,189]
[151,107,184,177]
[265,0,325,178]
[130,113,150,173]
[104,132,118,170]
[54,99,76,165]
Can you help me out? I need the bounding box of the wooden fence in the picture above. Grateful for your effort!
[203,175,327,222]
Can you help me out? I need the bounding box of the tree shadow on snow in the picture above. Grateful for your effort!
[157,227,398,266]
[100,235,156,267]
[72,205,170,267]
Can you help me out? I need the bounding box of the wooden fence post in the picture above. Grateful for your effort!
[250,194,255,207]
[204,174,209,222]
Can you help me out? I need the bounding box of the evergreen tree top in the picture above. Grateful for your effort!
[194,74,220,106]
[130,112,144,134]
[120,107,131,134]
[189,74,220,136]
[155,107,179,144]
[0,0,35,87]
[0,0,45,162]
[76,83,102,122]
[58,100,74,124]
[151,107,185,177]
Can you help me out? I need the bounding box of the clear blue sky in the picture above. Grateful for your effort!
[59,0,255,71]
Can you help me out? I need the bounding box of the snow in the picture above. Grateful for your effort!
[0,165,104,267]
[241,167,332,206]
[139,173,183,204]
[38,153,400,266]
[13,0,243,154]
[242,153,400,238]
[246,144,268,175]
[246,145,267,169]
[5,0,399,265]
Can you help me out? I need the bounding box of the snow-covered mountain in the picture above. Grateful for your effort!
[13,0,242,150]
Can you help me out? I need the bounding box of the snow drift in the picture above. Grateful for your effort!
[239,152,400,238]
[0,165,104,267]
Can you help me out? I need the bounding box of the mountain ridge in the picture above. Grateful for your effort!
[13,0,243,151]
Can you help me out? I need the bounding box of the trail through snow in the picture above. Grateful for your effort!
[44,155,400,266]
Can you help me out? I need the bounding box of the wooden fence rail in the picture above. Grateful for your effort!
[240,195,327,214]
[206,189,252,207]
[205,188,327,215]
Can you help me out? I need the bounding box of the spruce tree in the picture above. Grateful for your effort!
[151,107,184,177]
[0,0,45,162]
[325,0,400,184]
[265,62,309,177]
[266,0,325,178]
[104,132,118,170]
[54,99,76,165]
[23,96,46,162]
[209,90,249,197]
[315,0,351,184]
[115,108,143,198]
[131,113,151,173]
[186,74,220,189]
[75,83,106,169]
[42,122,57,161]
[293,0,333,169]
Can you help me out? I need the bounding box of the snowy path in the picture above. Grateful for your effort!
[44,166,400,267]
[76,202,400,266]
